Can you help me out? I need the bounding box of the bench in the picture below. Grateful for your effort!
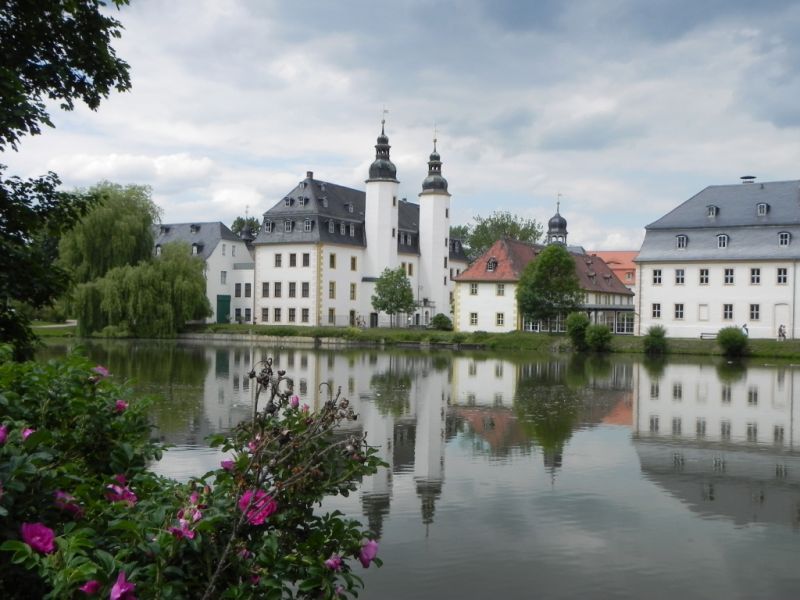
[700,332,717,340]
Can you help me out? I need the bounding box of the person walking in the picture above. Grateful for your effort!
[778,324,786,341]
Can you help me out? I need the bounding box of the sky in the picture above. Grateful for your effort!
[5,0,800,250]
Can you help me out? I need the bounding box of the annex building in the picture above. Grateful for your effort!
[636,178,800,339]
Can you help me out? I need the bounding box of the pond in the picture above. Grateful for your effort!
[40,340,800,599]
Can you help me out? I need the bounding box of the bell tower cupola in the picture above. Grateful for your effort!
[546,200,568,245]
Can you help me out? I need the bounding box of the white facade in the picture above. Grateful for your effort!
[454,280,519,333]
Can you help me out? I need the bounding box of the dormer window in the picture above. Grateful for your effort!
[340,222,346,235]
[779,231,791,246]
[757,202,769,216]
[707,205,719,217]
[284,198,291,206]
[349,224,355,237]
[264,219,273,233]
[191,243,199,255]
[487,257,497,272]
[717,233,729,248]
[160,225,171,235]
[304,218,312,232]
[190,224,200,233]
[348,203,354,213]
[284,220,292,233]
[322,197,328,208]
[328,220,335,233]
[155,244,162,256]
[676,235,688,249]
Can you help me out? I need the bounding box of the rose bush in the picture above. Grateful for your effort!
[0,347,384,598]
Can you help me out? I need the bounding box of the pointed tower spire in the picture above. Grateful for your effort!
[368,113,397,181]
[421,133,448,193]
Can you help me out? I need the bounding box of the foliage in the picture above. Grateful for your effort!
[643,325,668,355]
[585,324,612,352]
[231,216,261,238]
[74,242,211,337]
[430,313,452,331]
[457,211,542,260]
[371,268,415,327]
[565,312,590,351]
[0,350,384,599]
[370,370,412,417]
[717,326,749,357]
[516,244,583,324]
[59,182,161,285]
[448,224,470,256]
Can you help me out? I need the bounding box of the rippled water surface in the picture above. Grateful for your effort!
[41,340,800,599]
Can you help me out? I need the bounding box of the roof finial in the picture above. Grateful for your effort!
[381,106,388,134]
[556,192,562,213]
[433,122,438,152]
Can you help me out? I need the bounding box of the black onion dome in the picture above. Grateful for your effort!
[368,121,397,180]
[421,142,448,192]
[548,211,567,233]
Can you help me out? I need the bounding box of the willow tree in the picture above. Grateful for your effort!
[75,242,210,337]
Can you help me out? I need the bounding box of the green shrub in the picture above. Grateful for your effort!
[431,313,453,331]
[717,326,749,357]
[565,312,590,351]
[643,325,668,355]
[585,324,613,352]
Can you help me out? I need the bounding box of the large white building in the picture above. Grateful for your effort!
[251,124,468,328]
[636,178,800,339]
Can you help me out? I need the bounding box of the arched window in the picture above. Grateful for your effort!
[487,257,497,272]
[717,234,729,249]
[328,221,335,233]
[757,202,770,216]
[779,231,792,246]
[155,244,161,256]
[676,235,688,249]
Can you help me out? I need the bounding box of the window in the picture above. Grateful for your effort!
[470,312,478,326]
[652,269,662,285]
[351,256,357,271]
[289,253,297,267]
[348,203,354,213]
[284,197,291,206]
[262,282,269,297]
[676,235,688,249]
[747,423,758,442]
[650,382,659,398]
[723,303,733,320]
[329,253,336,269]
[408,263,413,276]
[220,271,227,285]
[192,244,198,255]
[674,303,684,319]
[301,282,309,298]
[275,254,282,268]
[274,282,282,297]
[349,224,355,237]
[261,308,268,322]
[750,303,760,320]
[288,308,296,323]
[699,268,709,284]
[288,282,296,298]
[329,281,336,299]
[444,257,448,268]
[649,415,660,432]
[496,313,504,326]
[673,383,682,400]
[232,245,236,257]
[470,283,478,295]
[446,208,449,218]
[707,205,718,217]
[304,219,312,232]
[264,220,273,233]
[779,232,791,246]
[497,283,505,296]
[721,420,731,439]
[721,385,731,404]
[328,221,335,233]
[302,253,310,267]
[392,228,395,238]
[778,267,788,284]
[274,308,282,322]
[675,269,685,285]
[328,308,335,324]
[724,268,734,284]
[301,308,309,323]
[340,223,346,235]
[244,283,251,298]
[487,258,497,272]
[393,196,397,206]
[234,308,240,321]
[717,234,728,248]
[284,220,292,233]
[222,243,226,256]
[748,386,758,406]
[750,268,760,284]
[235,283,242,298]
[696,418,706,438]
[757,202,769,216]
[672,417,682,435]
[155,245,161,256]
[652,303,661,318]
[350,283,356,301]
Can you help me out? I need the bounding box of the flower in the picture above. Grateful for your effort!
[20,522,55,554]
[78,580,101,595]
[22,427,35,440]
[324,553,343,571]
[110,571,136,600]
[54,490,84,518]
[290,395,300,409]
[114,399,128,413]
[358,539,379,568]
[302,403,310,413]
[221,459,235,471]
[238,489,278,526]
[0,424,7,444]
[106,483,138,506]
[92,365,110,378]
[335,584,345,596]
[168,520,196,540]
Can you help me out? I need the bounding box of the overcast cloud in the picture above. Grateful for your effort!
[5,0,800,250]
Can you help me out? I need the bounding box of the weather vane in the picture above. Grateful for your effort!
[556,192,562,213]
[381,106,389,129]
[433,122,438,151]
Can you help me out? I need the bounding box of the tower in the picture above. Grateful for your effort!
[418,136,451,323]
[546,201,568,245]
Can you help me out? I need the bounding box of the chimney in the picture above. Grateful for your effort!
[740,175,756,184]
[306,171,313,180]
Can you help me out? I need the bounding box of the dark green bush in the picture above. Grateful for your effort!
[717,326,749,357]
[643,325,668,355]
[431,313,453,331]
[565,312,590,351]
[585,324,613,352]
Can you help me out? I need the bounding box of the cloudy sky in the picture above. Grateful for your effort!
[6,0,800,249]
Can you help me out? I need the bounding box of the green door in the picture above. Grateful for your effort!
[216,295,231,324]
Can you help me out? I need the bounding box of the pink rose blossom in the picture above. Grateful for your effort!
[358,539,379,568]
[221,459,235,471]
[302,403,310,413]
[110,570,136,600]
[0,424,7,444]
[238,489,278,526]
[290,395,300,409]
[54,490,84,518]
[335,584,345,596]
[79,580,101,595]
[324,553,343,571]
[92,365,110,378]
[106,483,137,506]
[114,399,128,413]
[168,519,196,540]
[21,522,55,554]
[22,427,35,440]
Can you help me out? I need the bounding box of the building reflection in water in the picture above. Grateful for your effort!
[633,360,800,528]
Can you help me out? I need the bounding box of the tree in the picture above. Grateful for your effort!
[230,216,260,237]
[371,267,415,327]
[59,182,161,284]
[468,211,542,259]
[74,242,211,337]
[566,311,590,351]
[0,0,131,359]
[449,224,471,256]
[516,244,583,325]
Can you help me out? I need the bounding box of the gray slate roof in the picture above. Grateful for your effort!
[153,222,240,260]
[638,180,800,262]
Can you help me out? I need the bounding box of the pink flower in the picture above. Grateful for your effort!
[106,483,137,506]
[250,574,260,585]
[335,584,345,596]
[221,459,235,471]
[358,539,379,568]
[324,553,343,571]
[20,522,55,554]
[168,519,196,540]
[54,490,84,518]
[238,489,278,526]
[114,399,128,413]
[290,395,300,409]
[92,365,110,378]
[301,404,310,413]
[238,548,253,560]
[113,474,127,485]
[110,570,136,600]
[79,580,101,595]
[22,427,35,440]
[0,424,7,444]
